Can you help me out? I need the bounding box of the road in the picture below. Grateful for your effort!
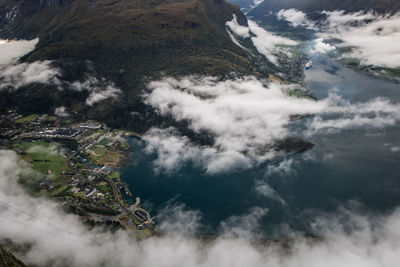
[103,177,152,228]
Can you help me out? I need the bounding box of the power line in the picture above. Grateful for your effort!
[0,200,77,235]
[0,200,92,245]
[0,214,92,246]
[0,200,69,234]
[0,215,93,246]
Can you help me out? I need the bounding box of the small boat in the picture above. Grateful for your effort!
[305,60,313,70]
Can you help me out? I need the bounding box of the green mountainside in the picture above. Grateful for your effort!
[1,0,253,82]
[0,0,264,130]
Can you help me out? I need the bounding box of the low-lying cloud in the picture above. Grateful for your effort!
[54,106,70,117]
[276,9,400,68]
[219,207,269,239]
[0,39,121,105]
[3,149,400,266]
[0,38,39,65]
[254,180,286,204]
[250,0,264,10]
[69,76,121,106]
[321,11,400,68]
[226,15,297,65]
[0,60,61,89]
[277,9,315,29]
[312,38,336,54]
[0,39,61,90]
[143,76,400,174]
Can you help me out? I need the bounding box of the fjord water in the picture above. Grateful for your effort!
[122,54,400,236]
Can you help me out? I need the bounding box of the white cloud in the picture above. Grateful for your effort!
[85,84,121,106]
[219,207,268,239]
[25,144,59,156]
[277,9,315,29]
[250,0,264,9]
[248,20,298,65]
[0,39,121,105]
[54,106,70,117]
[254,181,286,204]
[157,201,202,236]
[68,75,122,106]
[0,60,61,89]
[3,149,400,266]
[318,11,400,68]
[143,76,317,173]
[313,38,336,54]
[226,15,297,65]
[226,15,251,39]
[227,30,252,53]
[143,76,400,174]
[275,10,400,68]
[0,39,61,90]
[384,143,400,153]
[321,10,377,30]
[391,147,400,153]
[143,127,251,174]
[0,38,39,65]
[304,95,400,135]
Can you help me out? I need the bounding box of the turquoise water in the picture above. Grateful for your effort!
[122,55,400,236]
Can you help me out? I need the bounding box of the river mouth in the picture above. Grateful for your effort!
[121,54,400,237]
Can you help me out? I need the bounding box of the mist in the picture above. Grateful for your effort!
[2,149,400,266]
[0,39,121,105]
[226,15,297,65]
[275,9,400,68]
[142,75,400,174]
[1,9,400,267]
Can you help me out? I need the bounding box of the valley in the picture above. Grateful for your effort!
[0,0,400,266]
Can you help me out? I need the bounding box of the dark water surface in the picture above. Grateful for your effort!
[122,55,400,236]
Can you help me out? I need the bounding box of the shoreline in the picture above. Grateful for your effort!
[0,111,155,238]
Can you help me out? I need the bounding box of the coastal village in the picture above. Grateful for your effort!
[0,110,154,238]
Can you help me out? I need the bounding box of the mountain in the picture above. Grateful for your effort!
[227,0,264,13]
[249,0,400,17]
[0,0,252,81]
[0,0,260,130]
[0,0,251,76]
[0,246,26,267]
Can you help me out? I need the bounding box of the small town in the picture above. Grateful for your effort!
[0,110,154,238]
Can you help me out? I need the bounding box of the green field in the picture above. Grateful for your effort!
[50,184,69,196]
[98,138,112,146]
[107,171,120,180]
[13,141,68,181]
[15,114,39,124]
[45,115,57,122]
